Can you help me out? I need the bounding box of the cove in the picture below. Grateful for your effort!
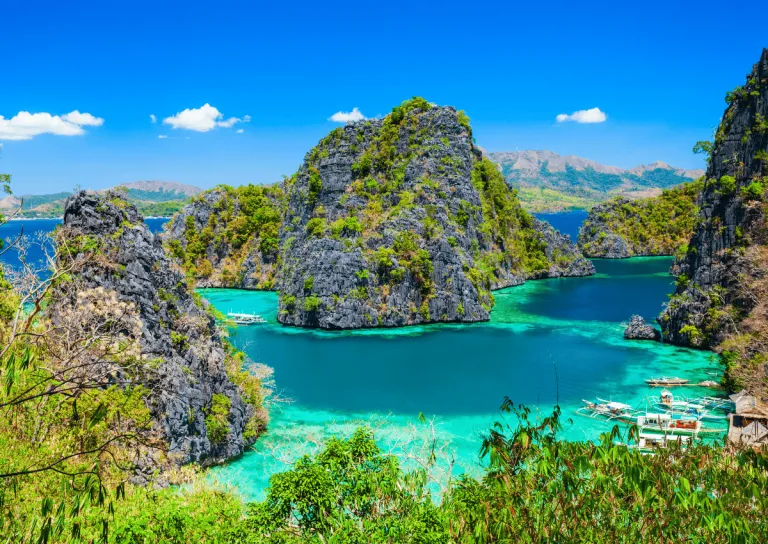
[202,256,720,501]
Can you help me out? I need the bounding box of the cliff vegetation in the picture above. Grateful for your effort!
[577,180,702,258]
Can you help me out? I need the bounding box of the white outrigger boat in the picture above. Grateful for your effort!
[227,312,267,325]
[645,376,689,387]
[651,390,727,422]
[627,432,691,454]
[577,398,638,421]
[633,412,724,437]
[690,395,734,413]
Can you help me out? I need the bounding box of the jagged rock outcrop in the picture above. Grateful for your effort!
[57,191,266,470]
[659,49,768,399]
[578,183,701,258]
[624,315,661,341]
[163,185,283,289]
[531,218,596,277]
[275,98,594,329]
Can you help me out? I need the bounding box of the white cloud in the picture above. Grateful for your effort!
[329,107,365,123]
[0,110,104,140]
[62,110,104,126]
[162,104,250,132]
[236,129,244,134]
[150,114,157,124]
[158,134,168,139]
[555,107,607,124]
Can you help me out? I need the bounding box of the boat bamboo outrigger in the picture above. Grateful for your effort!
[633,412,724,436]
[576,398,639,421]
[627,432,691,454]
[651,390,727,422]
[645,376,689,387]
[227,312,267,325]
[691,395,734,413]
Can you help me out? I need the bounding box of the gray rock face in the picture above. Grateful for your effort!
[531,218,596,278]
[624,315,661,341]
[60,191,263,470]
[659,49,768,348]
[578,201,635,258]
[275,100,594,329]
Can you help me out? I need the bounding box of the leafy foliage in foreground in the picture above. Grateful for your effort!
[95,402,768,543]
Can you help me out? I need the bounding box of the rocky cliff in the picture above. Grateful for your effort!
[275,98,594,329]
[659,49,768,398]
[56,191,267,470]
[577,182,701,258]
[164,185,283,289]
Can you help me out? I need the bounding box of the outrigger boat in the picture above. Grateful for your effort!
[652,390,727,422]
[627,432,691,454]
[227,312,267,325]
[632,412,723,436]
[690,395,734,413]
[576,398,638,421]
[645,376,689,387]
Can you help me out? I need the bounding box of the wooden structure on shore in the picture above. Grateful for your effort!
[727,391,768,448]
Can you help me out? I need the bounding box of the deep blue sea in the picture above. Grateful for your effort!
[0,214,722,500]
[535,210,589,241]
[0,217,168,269]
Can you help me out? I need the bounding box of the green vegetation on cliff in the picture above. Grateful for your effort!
[659,49,768,401]
[578,180,702,258]
[166,184,283,289]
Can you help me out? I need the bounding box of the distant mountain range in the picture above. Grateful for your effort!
[1,181,203,218]
[487,150,704,212]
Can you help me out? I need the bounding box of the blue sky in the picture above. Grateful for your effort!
[1,0,765,194]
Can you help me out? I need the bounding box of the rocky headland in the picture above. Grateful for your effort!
[659,49,768,399]
[55,191,267,470]
[577,183,701,258]
[274,98,593,328]
[166,98,594,330]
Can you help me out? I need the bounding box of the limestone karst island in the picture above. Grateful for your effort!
[1,3,767,541]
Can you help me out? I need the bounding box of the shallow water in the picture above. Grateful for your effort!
[202,257,721,500]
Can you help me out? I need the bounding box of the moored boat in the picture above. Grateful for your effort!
[627,432,691,454]
[576,398,637,421]
[691,395,734,413]
[652,390,727,422]
[227,312,267,325]
[645,376,689,387]
[632,412,724,436]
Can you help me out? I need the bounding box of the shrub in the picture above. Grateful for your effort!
[306,217,327,237]
[742,179,765,201]
[282,294,296,310]
[308,167,323,204]
[303,294,321,312]
[303,276,314,292]
[205,393,231,444]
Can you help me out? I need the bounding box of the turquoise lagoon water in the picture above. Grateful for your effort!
[202,257,721,500]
